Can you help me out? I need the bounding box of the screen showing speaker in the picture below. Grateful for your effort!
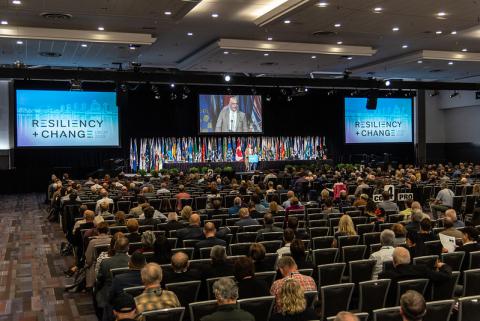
[199,94,263,133]
[344,97,413,144]
[16,89,120,147]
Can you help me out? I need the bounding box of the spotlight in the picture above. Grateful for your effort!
[170,83,175,88]
[170,92,177,100]
[224,75,231,82]
[429,90,439,97]
[450,91,459,98]
[265,94,272,102]
[384,80,391,86]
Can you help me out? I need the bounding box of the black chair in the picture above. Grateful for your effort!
[165,281,201,309]
[382,261,395,273]
[395,279,429,305]
[167,238,178,249]
[463,268,480,296]
[370,243,382,255]
[298,268,313,277]
[206,276,234,300]
[236,232,258,243]
[242,225,263,233]
[189,259,211,272]
[305,290,318,309]
[94,244,110,259]
[423,299,454,321]
[349,259,376,284]
[254,271,276,289]
[142,307,185,321]
[373,307,402,321]
[357,224,375,235]
[229,243,252,256]
[124,285,145,297]
[259,232,284,241]
[139,225,155,233]
[338,235,360,249]
[171,248,194,260]
[318,263,346,287]
[431,271,460,301]
[458,295,480,321]
[238,296,275,321]
[379,223,394,231]
[358,279,391,315]
[309,227,330,238]
[312,248,338,266]
[424,240,443,256]
[469,251,480,269]
[309,219,328,227]
[413,255,439,269]
[320,283,355,320]
[188,300,217,321]
[183,239,200,248]
[111,267,130,278]
[117,200,131,212]
[259,240,282,253]
[109,225,128,234]
[262,253,278,271]
[441,251,465,271]
[312,236,335,250]
[342,245,367,265]
[128,242,144,254]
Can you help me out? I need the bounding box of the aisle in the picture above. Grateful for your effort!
[0,194,96,321]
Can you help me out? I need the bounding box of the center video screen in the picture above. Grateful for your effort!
[344,97,413,144]
[16,89,120,147]
[199,94,263,133]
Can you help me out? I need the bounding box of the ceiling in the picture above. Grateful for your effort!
[1,0,480,82]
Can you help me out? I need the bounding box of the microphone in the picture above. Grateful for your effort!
[230,119,234,132]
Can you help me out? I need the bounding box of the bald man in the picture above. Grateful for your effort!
[176,213,203,241]
[162,252,202,286]
[195,222,227,255]
[379,247,451,306]
[334,312,360,321]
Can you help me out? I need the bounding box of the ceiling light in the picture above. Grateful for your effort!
[462,48,468,52]
[402,44,408,49]
[392,27,399,32]
[337,41,343,45]
[436,12,447,17]
[170,83,175,88]
[311,55,317,59]
[81,43,87,47]
[317,2,329,7]
[12,0,21,4]
[98,26,104,31]
[224,75,231,82]
[264,53,269,56]
[223,51,229,55]
[417,60,423,64]
[164,11,172,15]
[347,56,353,60]
[284,20,291,24]
[187,32,193,36]
[211,13,219,18]
[373,7,383,13]
[435,30,442,34]
[129,44,136,50]
[1,21,8,25]
[267,36,273,41]
[385,80,391,86]
[448,61,454,65]
[16,40,23,45]
[334,23,341,28]
[451,31,457,35]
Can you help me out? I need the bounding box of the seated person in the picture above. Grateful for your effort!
[369,229,395,280]
[399,290,427,321]
[111,293,137,321]
[194,222,227,257]
[85,222,111,289]
[234,257,269,299]
[138,231,156,253]
[234,208,259,227]
[248,243,272,272]
[276,228,295,258]
[161,212,186,232]
[139,206,166,226]
[126,219,142,243]
[407,218,435,257]
[456,227,480,271]
[392,223,407,245]
[256,213,283,241]
[176,213,203,241]
[377,191,399,213]
[162,252,202,285]
[440,217,463,239]
[290,239,314,270]
[270,278,318,321]
[109,252,146,299]
[114,211,127,226]
[228,197,242,216]
[287,216,308,240]
[203,245,234,279]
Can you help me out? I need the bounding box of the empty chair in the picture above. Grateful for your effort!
[441,251,465,271]
[431,271,460,301]
[318,263,346,287]
[312,248,338,266]
[238,296,275,321]
[304,290,318,309]
[349,259,376,284]
[373,307,402,321]
[124,285,145,297]
[309,227,330,238]
[469,251,480,269]
[167,238,178,249]
[236,232,258,243]
[312,236,335,250]
[259,240,282,253]
[458,295,480,321]
[413,255,439,269]
[229,243,252,256]
[358,279,391,315]
[338,235,360,249]
[342,245,367,264]
[142,307,185,321]
[165,281,201,309]
[320,283,355,320]
[254,271,276,289]
[395,279,429,305]
[199,247,213,259]
[463,268,480,296]
[357,224,375,236]
[188,300,217,321]
[309,219,328,228]
[423,300,454,321]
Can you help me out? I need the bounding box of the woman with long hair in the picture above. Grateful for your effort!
[333,214,357,247]
[271,278,317,321]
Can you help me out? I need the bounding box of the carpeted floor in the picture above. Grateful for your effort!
[0,194,96,321]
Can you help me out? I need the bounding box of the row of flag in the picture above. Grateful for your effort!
[130,136,327,172]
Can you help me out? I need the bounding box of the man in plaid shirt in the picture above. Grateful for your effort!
[134,263,180,314]
[270,256,317,312]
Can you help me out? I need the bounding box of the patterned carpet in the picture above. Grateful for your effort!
[0,194,97,321]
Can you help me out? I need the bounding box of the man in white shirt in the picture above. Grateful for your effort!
[430,182,454,219]
[215,96,248,132]
[369,229,395,279]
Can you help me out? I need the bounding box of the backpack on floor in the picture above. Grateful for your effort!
[64,266,87,292]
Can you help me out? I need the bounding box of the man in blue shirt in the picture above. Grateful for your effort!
[228,197,242,216]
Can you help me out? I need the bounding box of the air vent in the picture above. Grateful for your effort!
[312,31,335,36]
[39,51,62,57]
[260,62,278,66]
[40,12,73,20]
[429,69,443,73]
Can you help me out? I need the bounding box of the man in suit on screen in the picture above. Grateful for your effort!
[215,96,248,132]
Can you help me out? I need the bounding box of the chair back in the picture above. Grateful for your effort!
[342,245,367,265]
[199,247,213,259]
[413,255,439,269]
[424,300,454,321]
[441,251,465,271]
[463,268,480,296]
[373,307,402,321]
[254,271,276,289]
[321,283,355,319]
[431,271,460,301]
[229,243,252,256]
[260,232,284,241]
[142,307,185,321]
[188,300,217,321]
[469,251,480,269]
[124,285,145,297]
[357,224,375,236]
[236,232,258,243]
[304,290,318,309]
[183,239,200,248]
[458,295,480,321]
[395,279,429,305]
[424,240,443,256]
[312,236,335,250]
[165,281,201,308]
[111,267,130,278]
[312,248,338,266]
[238,296,275,321]
[317,263,346,287]
[349,259,376,284]
[298,268,313,277]
[259,240,282,253]
[309,227,330,238]
[242,225,263,233]
[359,279,391,314]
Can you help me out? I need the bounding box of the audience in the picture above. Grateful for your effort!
[399,291,426,321]
[248,243,271,272]
[276,228,295,258]
[138,231,156,253]
[203,245,234,279]
[392,223,407,245]
[234,257,269,299]
[290,239,314,269]
[228,197,242,216]
[270,278,318,321]
[456,227,480,271]
[163,252,201,284]
[257,213,283,240]
[111,293,137,321]
[194,222,227,254]
[235,208,259,227]
[176,213,203,240]
[126,219,142,243]
[109,252,146,299]
[369,229,395,279]
[85,222,111,288]
[440,217,463,239]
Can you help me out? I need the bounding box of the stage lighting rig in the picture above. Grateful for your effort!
[151,85,161,100]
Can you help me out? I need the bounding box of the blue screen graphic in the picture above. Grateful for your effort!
[16,90,119,147]
[344,97,413,144]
